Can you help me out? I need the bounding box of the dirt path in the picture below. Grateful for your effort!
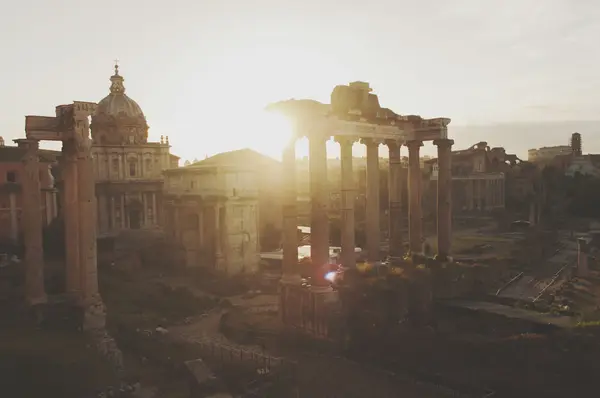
[165,295,450,398]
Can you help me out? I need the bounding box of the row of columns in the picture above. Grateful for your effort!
[97,192,159,234]
[465,178,505,211]
[93,152,164,181]
[281,135,454,286]
[18,136,100,307]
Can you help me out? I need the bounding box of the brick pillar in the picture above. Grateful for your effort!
[309,135,330,287]
[281,139,301,283]
[407,140,423,254]
[61,139,80,297]
[387,140,403,258]
[363,138,380,261]
[337,136,356,268]
[16,139,47,305]
[434,139,454,261]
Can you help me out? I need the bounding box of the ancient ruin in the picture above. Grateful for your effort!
[22,101,105,327]
[163,155,261,273]
[268,81,453,335]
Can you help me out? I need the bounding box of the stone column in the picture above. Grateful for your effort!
[118,154,123,179]
[152,192,157,225]
[281,139,300,282]
[215,204,225,269]
[434,139,454,261]
[62,140,80,297]
[337,136,356,268]
[466,179,474,211]
[97,195,109,235]
[121,193,127,229]
[142,192,148,227]
[16,139,47,305]
[407,140,423,254]
[387,140,403,258]
[52,192,58,218]
[309,134,330,287]
[110,196,116,231]
[9,192,18,242]
[485,179,492,210]
[139,154,143,178]
[76,137,99,306]
[45,192,52,226]
[362,138,380,262]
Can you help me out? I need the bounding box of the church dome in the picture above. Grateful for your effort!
[91,63,149,145]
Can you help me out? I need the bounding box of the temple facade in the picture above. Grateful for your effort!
[89,65,179,236]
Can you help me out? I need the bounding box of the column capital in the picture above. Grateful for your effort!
[406,140,423,149]
[14,138,39,151]
[334,136,358,145]
[360,137,383,146]
[385,139,402,149]
[305,131,330,143]
[433,138,454,148]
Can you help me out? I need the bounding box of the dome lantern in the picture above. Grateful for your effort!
[91,62,149,145]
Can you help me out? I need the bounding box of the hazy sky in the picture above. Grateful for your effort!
[2,0,599,161]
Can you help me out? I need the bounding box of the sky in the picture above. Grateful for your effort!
[2,0,600,162]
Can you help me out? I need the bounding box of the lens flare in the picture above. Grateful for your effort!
[324,271,336,283]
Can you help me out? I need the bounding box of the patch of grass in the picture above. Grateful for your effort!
[576,320,600,328]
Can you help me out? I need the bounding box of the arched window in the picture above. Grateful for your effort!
[129,161,136,177]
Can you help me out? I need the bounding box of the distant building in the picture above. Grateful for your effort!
[424,142,509,213]
[0,144,59,245]
[571,133,582,156]
[162,149,267,274]
[89,64,179,237]
[528,145,573,163]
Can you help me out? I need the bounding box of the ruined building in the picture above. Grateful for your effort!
[0,142,59,244]
[163,149,262,274]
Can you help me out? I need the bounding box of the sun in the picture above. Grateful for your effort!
[246,110,294,160]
